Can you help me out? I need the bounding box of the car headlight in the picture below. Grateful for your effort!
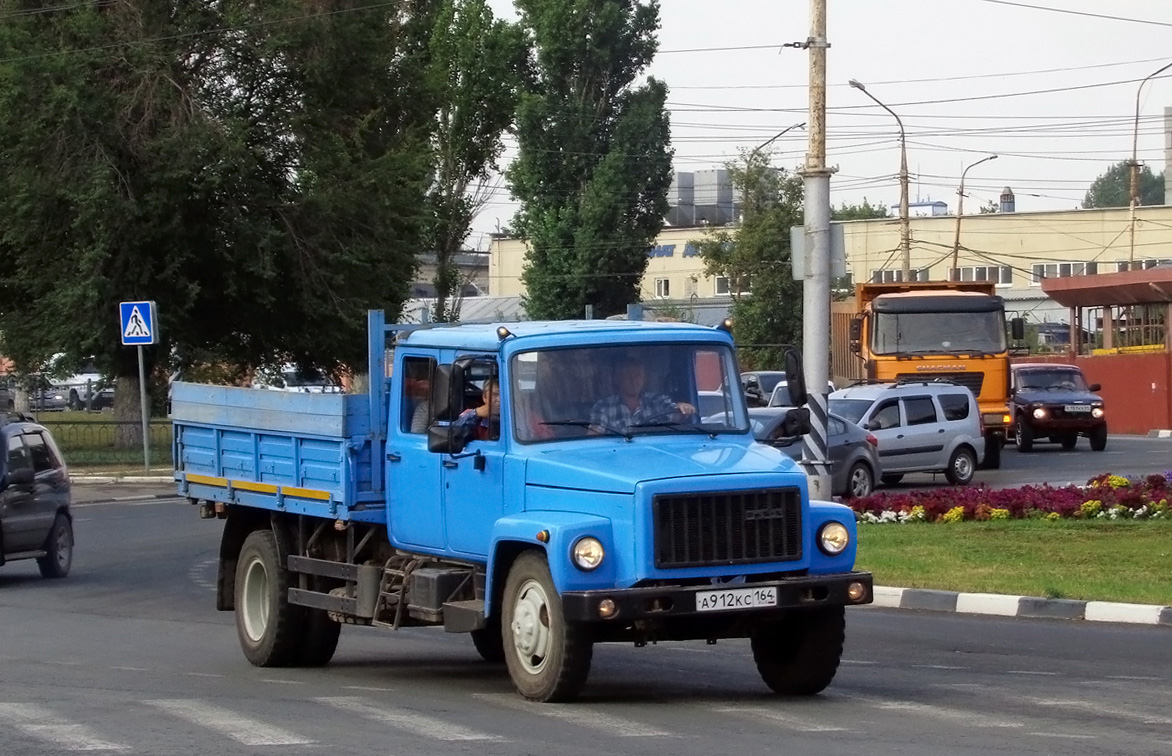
[1092,406,1104,419]
[572,536,605,571]
[1032,407,1047,420]
[818,522,850,556]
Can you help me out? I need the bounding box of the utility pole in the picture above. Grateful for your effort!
[1129,61,1172,264]
[800,0,832,499]
[951,154,997,275]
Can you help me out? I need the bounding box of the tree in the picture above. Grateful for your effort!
[831,198,889,220]
[694,152,804,370]
[424,0,528,323]
[0,2,437,432]
[508,0,673,320]
[978,200,999,214]
[1083,161,1165,209]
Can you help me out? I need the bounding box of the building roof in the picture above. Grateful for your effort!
[1040,267,1172,307]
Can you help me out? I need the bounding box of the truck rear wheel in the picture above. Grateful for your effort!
[751,606,844,695]
[296,576,341,667]
[235,530,304,667]
[980,432,1002,469]
[502,551,593,702]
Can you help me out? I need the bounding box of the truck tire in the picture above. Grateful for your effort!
[1089,424,1108,451]
[980,433,1001,469]
[1014,420,1033,452]
[751,606,844,695]
[471,620,506,663]
[945,446,976,486]
[502,551,593,702]
[36,514,73,578]
[234,530,304,667]
[296,577,341,667]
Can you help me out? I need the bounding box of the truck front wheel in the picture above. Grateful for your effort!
[235,530,304,667]
[980,432,1002,469]
[751,606,845,695]
[502,551,593,702]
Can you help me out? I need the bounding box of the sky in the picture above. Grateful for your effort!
[470,0,1172,250]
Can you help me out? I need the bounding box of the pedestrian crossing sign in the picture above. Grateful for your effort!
[119,300,157,346]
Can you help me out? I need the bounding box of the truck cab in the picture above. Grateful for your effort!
[174,313,872,702]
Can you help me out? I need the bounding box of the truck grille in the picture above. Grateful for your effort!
[652,488,802,568]
[896,372,984,397]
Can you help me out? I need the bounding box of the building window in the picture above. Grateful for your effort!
[1116,258,1172,272]
[655,278,670,298]
[715,275,751,295]
[869,268,930,284]
[953,265,1012,286]
[1031,261,1097,285]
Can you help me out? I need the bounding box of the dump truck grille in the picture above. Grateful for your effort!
[896,372,985,397]
[652,488,803,568]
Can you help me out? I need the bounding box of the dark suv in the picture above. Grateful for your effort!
[1009,363,1106,452]
[0,414,73,577]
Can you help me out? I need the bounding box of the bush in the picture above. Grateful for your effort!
[849,472,1172,524]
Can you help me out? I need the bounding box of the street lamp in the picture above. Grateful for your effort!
[951,154,998,275]
[1129,61,1172,263]
[752,121,806,159]
[850,78,910,280]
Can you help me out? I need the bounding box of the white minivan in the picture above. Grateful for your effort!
[829,382,985,486]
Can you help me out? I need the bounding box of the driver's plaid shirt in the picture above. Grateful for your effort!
[589,392,679,429]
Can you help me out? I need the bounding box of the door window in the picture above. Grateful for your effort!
[904,397,938,426]
[401,356,436,434]
[871,401,901,430]
[6,434,31,474]
[938,394,971,421]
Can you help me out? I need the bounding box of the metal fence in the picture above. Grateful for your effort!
[36,418,173,469]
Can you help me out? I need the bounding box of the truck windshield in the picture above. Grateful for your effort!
[510,343,749,443]
[871,311,1006,356]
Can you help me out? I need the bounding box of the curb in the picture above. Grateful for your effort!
[1147,429,1172,438]
[872,586,1172,627]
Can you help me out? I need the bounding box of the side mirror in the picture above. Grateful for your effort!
[1088,383,1101,392]
[849,316,862,355]
[1010,317,1025,341]
[864,419,881,432]
[784,349,807,408]
[5,467,34,486]
[781,407,811,437]
[427,423,467,455]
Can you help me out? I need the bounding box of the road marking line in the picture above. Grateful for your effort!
[1006,670,1058,676]
[0,703,128,751]
[1030,699,1172,726]
[713,705,848,732]
[110,667,149,672]
[474,693,675,737]
[318,696,503,741]
[846,695,1023,728]
[1028,732,1096,740]
[913,664,964,670]
[145,699,313,746]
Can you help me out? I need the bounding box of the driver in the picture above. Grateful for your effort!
[589,355,695,432]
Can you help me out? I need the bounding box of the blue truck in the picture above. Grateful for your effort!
[172,311,872,702]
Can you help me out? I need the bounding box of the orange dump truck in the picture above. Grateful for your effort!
[831,281,1023,470]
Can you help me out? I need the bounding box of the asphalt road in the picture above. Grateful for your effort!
[0,480,1168,756]
[880,433,1172,490]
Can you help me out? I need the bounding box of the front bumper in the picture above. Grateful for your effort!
[561,570,873,623]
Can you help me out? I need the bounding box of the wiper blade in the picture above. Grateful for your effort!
[627,420,717,439]
[540,420,631,440]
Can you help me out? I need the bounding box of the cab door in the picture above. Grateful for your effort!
[866,399,915,473]
[441,358,505,558]
[385,354,446,551]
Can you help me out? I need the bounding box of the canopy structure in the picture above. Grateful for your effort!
[1041,267,1172,353]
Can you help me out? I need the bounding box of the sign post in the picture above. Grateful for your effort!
[119,301,158,471]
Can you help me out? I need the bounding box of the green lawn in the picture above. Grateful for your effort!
[856,519,1172,605]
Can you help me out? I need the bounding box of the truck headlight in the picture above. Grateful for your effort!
[1092,406,1104,419]
[572,537,605,571]
[818,522,850,556]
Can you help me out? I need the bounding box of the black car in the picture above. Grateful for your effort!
[740,370,788,407]
[0,414,73,577]
[1008,363,1107,452]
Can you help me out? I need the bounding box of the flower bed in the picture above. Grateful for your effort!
[848,472,1172,524]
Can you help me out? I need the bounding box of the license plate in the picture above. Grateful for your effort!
[1064,405,1092,413]
[696,586,778,612]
